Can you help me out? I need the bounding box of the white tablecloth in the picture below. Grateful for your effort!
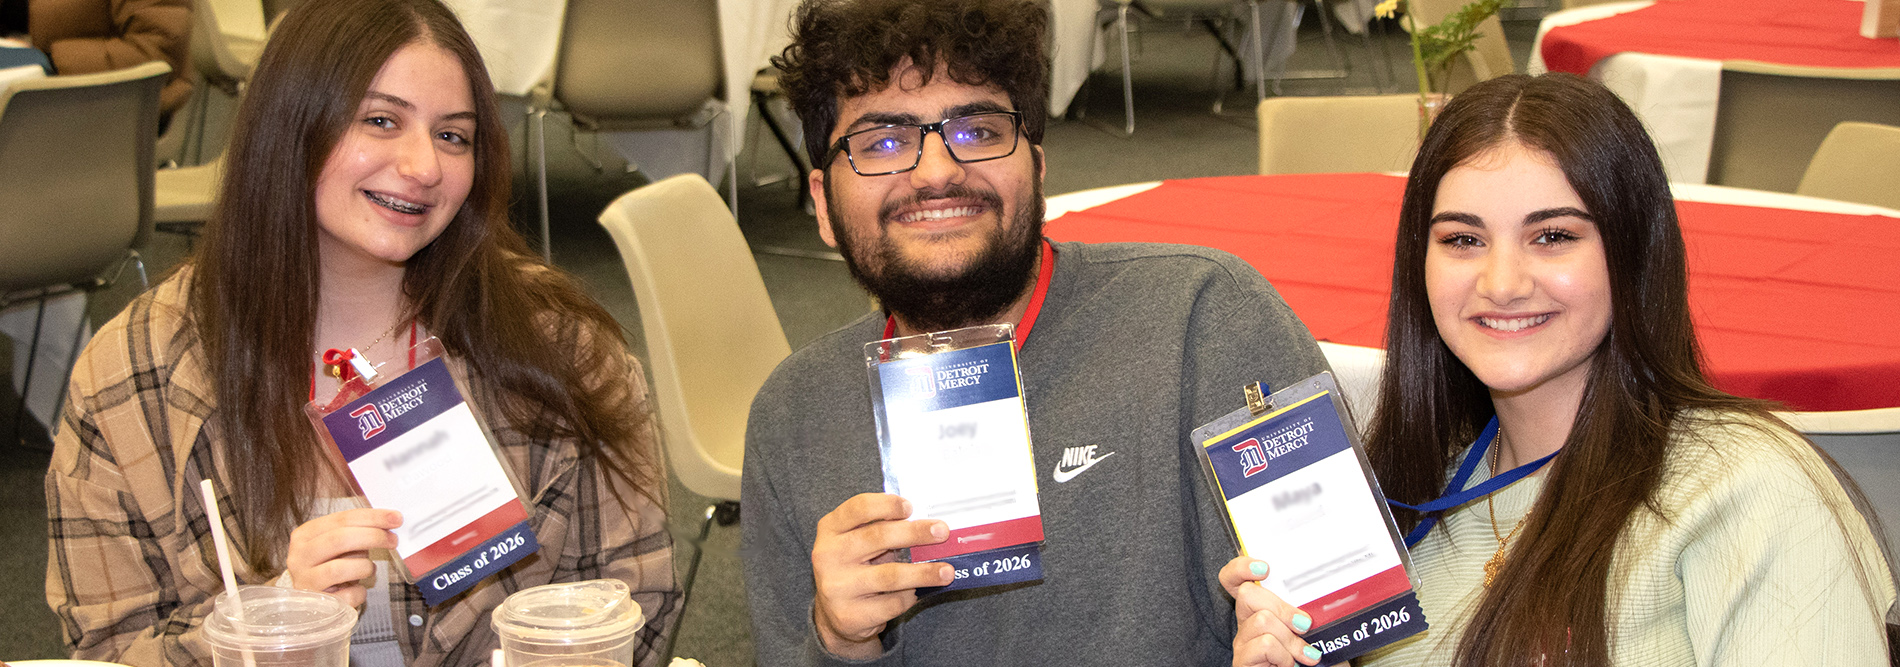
[1526,1,1726,185]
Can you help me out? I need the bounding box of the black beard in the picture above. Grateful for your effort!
[827,179,1045,334]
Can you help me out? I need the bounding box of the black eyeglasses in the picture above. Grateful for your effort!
[824,111,1025,176]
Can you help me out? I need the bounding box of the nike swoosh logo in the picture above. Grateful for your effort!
[1052,451,1115,483]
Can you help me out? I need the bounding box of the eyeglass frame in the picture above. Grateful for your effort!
[822,110,1027,177]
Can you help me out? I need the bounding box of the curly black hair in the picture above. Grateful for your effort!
[772,0,1050,169]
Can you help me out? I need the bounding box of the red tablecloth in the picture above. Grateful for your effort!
[1540,0,1900,76]
[1045,174,1900,412]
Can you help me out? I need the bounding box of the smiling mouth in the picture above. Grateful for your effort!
[894,205,984,223]
[1478,314,1553,332]
[366,190,427,215]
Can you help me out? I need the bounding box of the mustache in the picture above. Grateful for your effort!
[877,184,1005,223]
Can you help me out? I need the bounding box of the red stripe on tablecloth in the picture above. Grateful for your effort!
[1541,0,1900,76]
[1045,174,1900,411]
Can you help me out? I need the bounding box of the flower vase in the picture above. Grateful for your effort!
[1417,93,1449,144]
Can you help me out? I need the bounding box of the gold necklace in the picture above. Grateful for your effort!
[322,318,411,379]
[1483,428,1528,588]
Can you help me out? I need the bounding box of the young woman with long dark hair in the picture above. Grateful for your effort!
[45,1,679,664]
[1220,73,1892,667]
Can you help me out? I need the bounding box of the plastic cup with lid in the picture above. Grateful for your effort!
[202,585,358,667]
[492,579,645,667]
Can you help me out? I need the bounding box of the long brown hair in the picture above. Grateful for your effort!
[188,0,657,574]
[1366,73,1884,664]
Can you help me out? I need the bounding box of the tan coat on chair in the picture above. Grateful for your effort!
[29,0,192,116]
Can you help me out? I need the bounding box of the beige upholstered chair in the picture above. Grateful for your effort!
[596,174,788,651]
[1794,122,1900,210]
[532,0,726,259]
[1707,69,1900,192]
[1258,94,1420,174]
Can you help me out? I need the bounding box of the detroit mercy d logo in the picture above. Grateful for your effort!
[1231,437,1269,477]
[905,365,938,398]
[350,404,387,439]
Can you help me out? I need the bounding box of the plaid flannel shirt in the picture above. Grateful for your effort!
[46,274,681,666]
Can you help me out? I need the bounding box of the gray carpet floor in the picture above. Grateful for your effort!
[0,10,1547,665]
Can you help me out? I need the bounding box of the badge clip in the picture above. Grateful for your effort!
[1244,382,1271,416]
[321,347,380,385]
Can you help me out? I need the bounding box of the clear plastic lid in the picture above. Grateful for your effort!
[491,579,644,645]
[201,586,358,651]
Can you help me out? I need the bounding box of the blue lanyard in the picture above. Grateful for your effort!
[1387,417,1559,548]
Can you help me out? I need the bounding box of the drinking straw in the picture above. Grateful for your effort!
[492,648,506,667]
[200,479,258,667]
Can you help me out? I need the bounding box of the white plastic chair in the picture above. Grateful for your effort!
[0,62,167,445]
[596,174,790,653]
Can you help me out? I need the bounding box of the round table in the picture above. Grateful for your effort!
[1526,0,1900,188]
[1044,173,1900,424]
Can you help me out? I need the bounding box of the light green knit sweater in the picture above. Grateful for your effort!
[1362,413,1895,666]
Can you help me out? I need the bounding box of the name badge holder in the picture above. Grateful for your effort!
[304,337,540,606]
[865,323,1045,594]
[1192,373,1427,662]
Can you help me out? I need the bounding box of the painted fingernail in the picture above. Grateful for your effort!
[1292,612,1312,632]
[1303,645,1323,662]
[930,522,947,539]
[1249,561,1269,577]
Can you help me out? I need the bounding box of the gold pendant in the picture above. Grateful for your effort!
[1483,550,1504,588]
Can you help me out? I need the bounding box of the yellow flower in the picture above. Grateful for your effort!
[1375,0,1401,18]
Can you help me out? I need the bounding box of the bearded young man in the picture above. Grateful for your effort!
[739,1,1332,664]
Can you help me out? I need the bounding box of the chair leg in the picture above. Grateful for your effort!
[1367,15,1394,92]
[12,300,46,448]
[534,107,553,263]
[1118,3,1136,136]
[664,500,739,662]
[1310,0,1349,80]
[1250,0,1268,100]
[664,504,717,663]
[49,301,91,440]
[756,96,812,210]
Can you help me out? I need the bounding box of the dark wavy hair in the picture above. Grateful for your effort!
[1367,72,1891,665]
[189,0,658,574]
[772,0,1050,166]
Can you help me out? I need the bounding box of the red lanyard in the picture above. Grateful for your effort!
[309,321,418,401]
[882,240,1056,350]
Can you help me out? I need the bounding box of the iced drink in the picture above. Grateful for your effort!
[202,585,357,667]
[492,580,644,667]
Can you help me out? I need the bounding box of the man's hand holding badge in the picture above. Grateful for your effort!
[809,493,952,658]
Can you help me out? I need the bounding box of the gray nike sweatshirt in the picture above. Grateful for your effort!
[741,241,1331,666]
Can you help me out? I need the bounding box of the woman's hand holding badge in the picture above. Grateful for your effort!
[1221,556,1324,667]
[810,493,953,659]
[285,508,402,608]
